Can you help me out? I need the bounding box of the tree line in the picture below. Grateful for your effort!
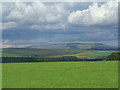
[106,52,120,61]
[2,51,119,63]
[2,56,103,63]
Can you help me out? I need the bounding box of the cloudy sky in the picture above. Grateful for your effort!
[2,1,118,48]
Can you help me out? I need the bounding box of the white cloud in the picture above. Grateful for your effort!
[31,23,66,30]
[2,2,118,31]
[2,2,118,47]
[2,44,30,48]
[68,1,118,26]
[2,40,11,44]
[46,13,59,23]
[2,21,17,30]
[2,2,67,30]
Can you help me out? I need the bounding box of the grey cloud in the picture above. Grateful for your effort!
[2,2,118,47]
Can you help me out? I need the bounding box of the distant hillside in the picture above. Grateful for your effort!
[2,43,117,58]
[29,43,117,50]
[2,48,114,60]
[2,48,87,57]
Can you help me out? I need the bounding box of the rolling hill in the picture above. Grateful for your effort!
[2,43,117,58]
[2,48,88,57]
[29,43,117,50]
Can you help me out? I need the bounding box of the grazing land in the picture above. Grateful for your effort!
[2,48,118,88]
[2,61,118,88]
[2,48,114,59]
[0,63,2,89]
[2,48,87,57]
[2,49,114,63]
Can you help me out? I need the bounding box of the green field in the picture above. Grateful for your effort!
[2,48,88,57]
[0,63,2,89]
[79,51,112,57]
[2,61,118,88]
[2,48,114,60]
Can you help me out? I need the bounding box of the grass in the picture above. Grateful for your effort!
[2,48,113,58]
[52,51,114,59]
[0,63,2,89]
[2,61,118,88]
[80,51,112,56]
[2,48,88,57]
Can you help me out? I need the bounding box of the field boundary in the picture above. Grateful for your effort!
[1,88,119,90]
[1,56,104,63]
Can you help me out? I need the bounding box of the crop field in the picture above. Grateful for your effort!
[79,51,112,56]
[2,61,118,88]
[77,51,113,59]
[0,63,2,89]
[2,48,87,57]
[51,50,113,59]
[2,48,114,58]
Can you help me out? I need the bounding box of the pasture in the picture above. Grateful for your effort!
[2,61,118,88]
[79,51,112,56]
[2,48,113,59]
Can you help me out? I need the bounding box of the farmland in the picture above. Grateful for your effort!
[2,49,115,63]
[2,1,119,88]
[2,48,114,59]
[0,63,2,89]
[2,48,87,57]
[2,48,118,88]
[2,61,118,88]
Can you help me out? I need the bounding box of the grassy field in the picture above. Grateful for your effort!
[2,61,118,88]
[2,48,88,57]
[0,63,2,89]
[51,50,113,59]
[79,51,112,56]
[2,48,114,58]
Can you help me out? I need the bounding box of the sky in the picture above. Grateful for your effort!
[1,1,118,48]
